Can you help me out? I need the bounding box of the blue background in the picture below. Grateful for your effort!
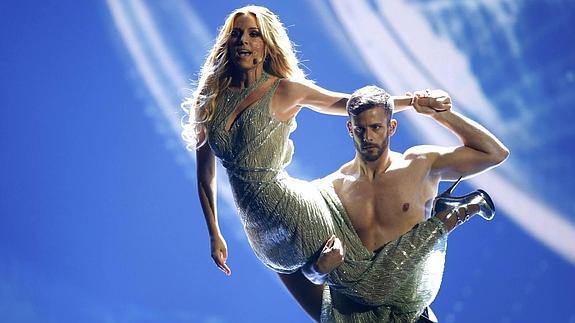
[1,1,574,322]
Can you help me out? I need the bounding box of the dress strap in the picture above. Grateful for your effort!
[225,76,278,131]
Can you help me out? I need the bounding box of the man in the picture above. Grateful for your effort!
[281,86,509,322]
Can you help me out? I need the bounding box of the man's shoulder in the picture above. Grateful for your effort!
[315,161,354,187]
[323,166,348,183]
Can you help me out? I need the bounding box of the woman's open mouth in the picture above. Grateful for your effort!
[236,49,252,58]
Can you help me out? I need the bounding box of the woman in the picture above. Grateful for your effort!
[182,5,458,322]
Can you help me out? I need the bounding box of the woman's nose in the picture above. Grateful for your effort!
[240,33,249,44]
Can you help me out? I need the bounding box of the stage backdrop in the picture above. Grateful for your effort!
[1,0,574,322]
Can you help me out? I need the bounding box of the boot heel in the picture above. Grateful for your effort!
[438,177,462,198]
[432,179,496,226]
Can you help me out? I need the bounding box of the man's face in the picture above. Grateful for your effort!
[347,106,396,162]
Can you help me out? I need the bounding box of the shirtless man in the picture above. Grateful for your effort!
[331,85,508,246]
[281,86,509,322]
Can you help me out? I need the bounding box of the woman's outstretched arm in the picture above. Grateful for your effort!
[271,80,424,121]
[196,140,231,275]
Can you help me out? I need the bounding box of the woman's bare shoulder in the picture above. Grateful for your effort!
[276,78,309,95]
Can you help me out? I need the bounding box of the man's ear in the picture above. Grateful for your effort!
[389,119,398,136]
[346,120,353,137]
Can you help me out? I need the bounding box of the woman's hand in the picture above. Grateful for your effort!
[210,234,231,275]
[411,89,452,115]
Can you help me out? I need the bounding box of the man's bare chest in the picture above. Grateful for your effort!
[335,166,434,231]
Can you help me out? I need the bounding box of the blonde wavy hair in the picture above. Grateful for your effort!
[181,5,307,149]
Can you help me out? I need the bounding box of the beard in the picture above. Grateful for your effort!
[353,133,390,162]
[355,141,385,162]
[361,146,384,162]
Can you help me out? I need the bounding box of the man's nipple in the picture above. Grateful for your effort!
[402,203,410,212]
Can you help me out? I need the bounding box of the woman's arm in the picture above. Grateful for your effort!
[272,80,420,121]
[271,80,348,120]
[196,141,231,275]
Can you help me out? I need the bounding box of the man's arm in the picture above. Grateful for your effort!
[413,91,509,179]
[278,271,324,322]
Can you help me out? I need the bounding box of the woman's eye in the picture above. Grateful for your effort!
[250,31,261,37]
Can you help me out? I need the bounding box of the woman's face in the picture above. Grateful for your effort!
[227,13,266,71]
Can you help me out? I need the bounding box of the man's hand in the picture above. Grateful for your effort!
[301,235,346,285]
[210,234,231,275]
[316,235,346,274]
[408,89,452,115]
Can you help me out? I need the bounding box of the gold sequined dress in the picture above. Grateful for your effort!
[207,73,448,322]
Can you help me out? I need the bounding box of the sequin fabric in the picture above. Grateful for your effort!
[208,73,335,273]
[207,73,448,321]
[318,182,448,322]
